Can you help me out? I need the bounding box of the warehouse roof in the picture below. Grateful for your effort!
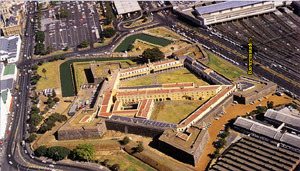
[264,109,300,128]
[195,1,259,15]
[114,1,141,15]
[0,79,13,91]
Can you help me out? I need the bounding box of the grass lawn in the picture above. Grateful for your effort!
[206,50,250,79]
[95,152,156,171]
[145,27,180,40]
[150,100,203,124]
[60,58,137,97]
[36,61,61,92]
[114,34,172,52]
[124,18,152,28]
[121,68,209,87]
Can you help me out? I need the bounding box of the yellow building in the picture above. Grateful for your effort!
[119,59,184,80]
[116,85,221,103]
[0,2,24,36]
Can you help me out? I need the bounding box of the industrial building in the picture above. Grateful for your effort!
[113,1,141,16]
[174,1,284,27]
[0,34,21,63]
[210,136,300,171]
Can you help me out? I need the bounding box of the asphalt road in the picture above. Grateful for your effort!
[1,2,107,171]
[158,12,300,98]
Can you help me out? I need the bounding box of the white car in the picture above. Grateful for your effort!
[9,161,13,165]
[49,164,55,168]
[42,160,47,163]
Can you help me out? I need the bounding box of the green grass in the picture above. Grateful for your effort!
[60,58,138,97]
[121,68,209,87]
[36,61,61,91]
[114,34,172,52]
[206,51,250,79]
[150,100,203,124]
[95,152,156,171]
[121,76,153,87]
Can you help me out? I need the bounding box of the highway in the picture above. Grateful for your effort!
[157,12,300,98]
[1,2,107,171]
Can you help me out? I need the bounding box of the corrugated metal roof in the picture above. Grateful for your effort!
[195,1,260,15]
[265,109,300,128]
[0,79,13,91]
[114,1,141,15]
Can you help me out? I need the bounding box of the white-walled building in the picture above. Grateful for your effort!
[0,95,8,139]
[194,1,284,26]
[114,1,141,16]
[0,34,21,63]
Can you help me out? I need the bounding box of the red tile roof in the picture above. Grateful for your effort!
[176,132,189,141]
[152,59,177,67]
[117,86,219,97]
[162,83,194,88]
[136,99,153,118]
[177,86,234,129]
[120,65,148,74]
[80,115,91,123]
[113,101,120,111]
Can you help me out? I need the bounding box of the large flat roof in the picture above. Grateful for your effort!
[114,1,141,15]
[195,1,260,15]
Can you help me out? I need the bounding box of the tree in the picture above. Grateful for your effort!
[42,68,47,79]
[32,64,39,70]
[52,89,57,97]
[110,164,120,171]
[26,134,37,143]
[46,146,70,161]
[102,159,109,167]
[35,146,47,157]
[63,46,70,51]
[122,136,130,145]
[53,97,60,103]
[29,113,43,127]
[34,43,45,55]
[78,41,89,48]
[136,143,144,153]
[102,27,116,38]
[142,48,164,62]
[267,101,274,109]
[256,106,268,114]
[36,31,45,43]
[58,8,69,19]
[70,144,95,161]
[127,44,134,52]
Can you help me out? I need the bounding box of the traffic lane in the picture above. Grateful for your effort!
[169,19,300,96]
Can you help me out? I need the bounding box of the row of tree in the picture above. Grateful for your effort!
[35,144,95,162]
[103,2,115,25]
[38,113,67,133]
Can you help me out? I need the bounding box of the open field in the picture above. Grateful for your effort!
[151,100,204,124]
[174,45,204,59]
[206,51,250,80]
[95,151,156,171]
[144,27,181,40]
[121,68,209,87]
[195,94,294,170]
[60,58,137,97]
[114,34,172,52]
[36,61,63,92]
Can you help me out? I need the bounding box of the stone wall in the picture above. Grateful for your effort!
[105,119,165,137]
[233,82,277,104]
[57,121,107,140]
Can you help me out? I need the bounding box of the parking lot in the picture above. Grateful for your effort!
[44,1,101,51]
